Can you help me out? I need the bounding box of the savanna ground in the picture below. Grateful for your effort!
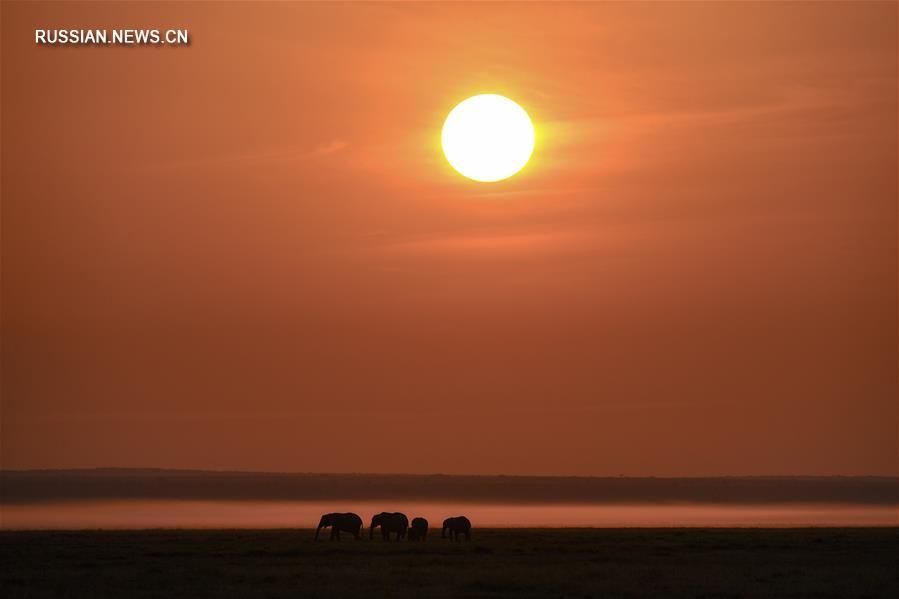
[1,528,897,598]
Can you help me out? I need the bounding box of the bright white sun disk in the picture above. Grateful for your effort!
[441,94,535,182]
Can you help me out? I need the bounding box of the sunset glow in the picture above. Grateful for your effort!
[1,2,897,595]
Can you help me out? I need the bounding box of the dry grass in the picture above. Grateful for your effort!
[2,528,897,598]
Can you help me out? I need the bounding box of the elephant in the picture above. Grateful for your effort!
[408,517,428,541]
[442,516,471,541]
[370,512,409,541]
[314,512,363,541]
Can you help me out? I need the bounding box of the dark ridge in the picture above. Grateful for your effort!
[1,469,897,505]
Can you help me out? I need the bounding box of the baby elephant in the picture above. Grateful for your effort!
[407,517,428,541]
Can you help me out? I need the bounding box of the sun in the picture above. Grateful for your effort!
[441,94,535,182]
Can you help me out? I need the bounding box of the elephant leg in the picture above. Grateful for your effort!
[336,529,341,541]
[330,528,336,541]
[382,529,389,541]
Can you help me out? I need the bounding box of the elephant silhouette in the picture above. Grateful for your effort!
[408,517,428,541]
[442,516,471,541]
[370,512,409,541]
[314,512,363,541]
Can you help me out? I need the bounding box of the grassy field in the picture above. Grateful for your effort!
[2,528,897,598]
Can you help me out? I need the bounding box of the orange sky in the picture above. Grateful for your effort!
[2,1,896,476]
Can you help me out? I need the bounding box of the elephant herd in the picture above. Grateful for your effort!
[314,512,472,542]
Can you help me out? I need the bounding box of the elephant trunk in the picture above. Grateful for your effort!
[369,524,374,540]
[314,524,322,541]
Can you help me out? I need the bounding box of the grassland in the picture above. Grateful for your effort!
[2,528,897,598]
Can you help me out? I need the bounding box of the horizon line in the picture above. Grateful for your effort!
[2,468,897,480]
